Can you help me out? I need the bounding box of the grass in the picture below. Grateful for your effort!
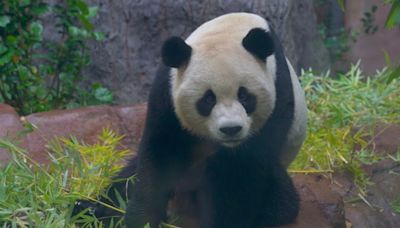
[389,151,400,214]
[391,199,400,214]
[0,63,399,226]
[0,129,128,227]
[290,63,400,191]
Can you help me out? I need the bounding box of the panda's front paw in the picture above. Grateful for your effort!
[72,199,98,217]
[72,198,125,224]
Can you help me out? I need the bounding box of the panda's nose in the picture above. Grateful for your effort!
[220,126,242,136]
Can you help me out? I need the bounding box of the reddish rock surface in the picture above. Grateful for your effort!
[344,123,400,228]
[171,174,346,228]
[364,123,400,155]
[345,0,400,75]
[282,175,346,228]
[0,104,26,163]
[0,104,147,164]
[24,104,147,163]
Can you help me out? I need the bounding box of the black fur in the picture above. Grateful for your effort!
[238,86,256,114]
[73,25,298,228]
[162,36,192,68]
[242,28,275,61]
[196,89,217,117]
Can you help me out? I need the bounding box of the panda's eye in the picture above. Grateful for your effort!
[205,91,216,104]
[238,87,249,102]
[238,87,256,114]
[196,89,216,117]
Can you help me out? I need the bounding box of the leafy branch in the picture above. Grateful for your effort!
[0,0,112,115]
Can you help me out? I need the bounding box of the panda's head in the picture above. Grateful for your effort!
[163,26,277,148]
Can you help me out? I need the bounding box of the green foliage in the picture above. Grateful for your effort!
[361,5,379,34]
[383,50,400,83]
[0,0,112,115]
[337,0,345,10]
[325,0,400,64]
[315,0,358,63]
[385,0,400,29]
[386,64,400,84]
[291,63,400,190]
[318,23,357,63]
[0,129,128,227]
[388,151,400,163]
[391,198,400,214]
[356,149,383,165]
[336,0,400,29]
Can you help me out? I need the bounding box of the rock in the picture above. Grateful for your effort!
[170,174,346,228]
[316,169,400,228]
[354,122,400,175]
[372,165,400,203]
[113,104,147,146]
[344,203,393,228]
[354,123,400,203]
[343,123,400,228]
[23,104,147,164]
[0,104,26,164]
[365,123,400,155]
[1,103,147,165]
[344,180,400,228]
[44,0,329,104]
[286,174,346,228]
[345,0,400,75]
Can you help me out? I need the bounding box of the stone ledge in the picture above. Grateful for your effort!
[0,104,147,164]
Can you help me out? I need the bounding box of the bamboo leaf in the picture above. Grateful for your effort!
[337,0,345,11]
[385,1,400,29]
[387,64,400,84]
[383,50,392,68]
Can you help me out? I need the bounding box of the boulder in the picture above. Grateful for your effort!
[0,104,147,164]
[23,104,147,164]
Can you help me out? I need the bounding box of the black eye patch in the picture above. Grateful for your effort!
[196,89,216,117]
[238,87,256,114]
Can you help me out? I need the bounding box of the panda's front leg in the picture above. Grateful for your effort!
[196,153,262,228]
[257,164,300,227]
[124,161,176,228]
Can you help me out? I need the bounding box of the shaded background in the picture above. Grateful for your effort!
[52,0,331,103]
[73,0,399,104]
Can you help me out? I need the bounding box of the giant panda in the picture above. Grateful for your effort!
[75,12,307,228]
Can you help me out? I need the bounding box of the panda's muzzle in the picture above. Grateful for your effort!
[219,125,242,136]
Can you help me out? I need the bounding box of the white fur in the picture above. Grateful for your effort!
[170,13,307,156]
[281,59,308,166]
[171,13,276,147]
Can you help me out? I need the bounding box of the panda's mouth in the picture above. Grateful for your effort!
[220,139,243,147]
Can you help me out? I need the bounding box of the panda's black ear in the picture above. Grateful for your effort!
[242,28,274,61]
[162,36,192,68]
